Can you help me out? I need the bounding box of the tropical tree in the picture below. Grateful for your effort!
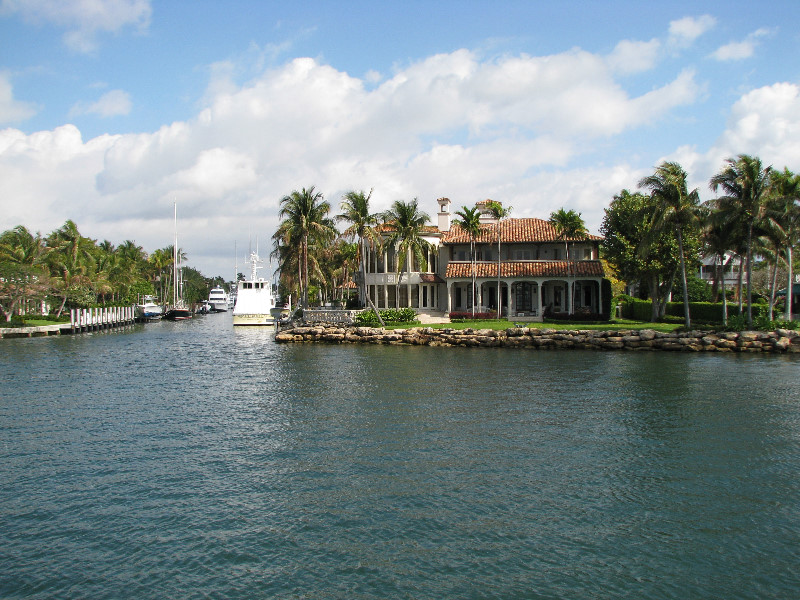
[699,206,739,325]
[453,205,482,317]
[603,191,672,317]
[767,168,800,320]
[277,186,338,308]
[709,154,773,327]
[46,220,99,315]
[381,199,432,309]
[639,161,701,328]
[0,225,50,320]
[271,231,301,306]
[337,189,385,325]
[485,200,512,318]
[549,207,588,315]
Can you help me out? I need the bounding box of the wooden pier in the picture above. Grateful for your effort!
[0,306,136,339]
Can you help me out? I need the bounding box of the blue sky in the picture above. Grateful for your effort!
[2,0,800,278]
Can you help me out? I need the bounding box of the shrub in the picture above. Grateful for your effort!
[354,307,418,326]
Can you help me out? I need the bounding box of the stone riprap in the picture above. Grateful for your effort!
[275,325,800,353]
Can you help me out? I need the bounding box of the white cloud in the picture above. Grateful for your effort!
[607,39,661,74]
[668,15,716,48]
[712,82,800,168]
[0,0,151,52]
[711,28,773,61]
[70,89,132,118]
[0,70,37,124]
[653,83,800,199]
[0,47,731,276]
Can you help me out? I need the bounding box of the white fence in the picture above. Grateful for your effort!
[70,306,136,333]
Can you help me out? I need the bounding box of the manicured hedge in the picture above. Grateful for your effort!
[354,307,418,326]
[618,297,768,324]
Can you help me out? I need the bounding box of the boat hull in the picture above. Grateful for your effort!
[163,308,193,321]
[232,313,275,326]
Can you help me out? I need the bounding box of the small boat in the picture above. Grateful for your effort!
[232,251,277,326]
[135,294,162,322]
[208,286,230,312]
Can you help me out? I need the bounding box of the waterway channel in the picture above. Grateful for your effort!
[1,313,799,598]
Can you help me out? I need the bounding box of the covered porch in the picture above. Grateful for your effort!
[443,260,606,320]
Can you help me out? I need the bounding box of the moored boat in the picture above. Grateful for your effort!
[135,295,163,322]
[208,286,230,312]
[163,202,193,322]
[232,251,276,326]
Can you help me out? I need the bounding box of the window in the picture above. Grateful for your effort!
[514,249,531,260]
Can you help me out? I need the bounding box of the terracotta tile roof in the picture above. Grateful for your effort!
[441,217,602,244]
[419,273,445,283]
[376,223,440,234]
[445,260,605,278]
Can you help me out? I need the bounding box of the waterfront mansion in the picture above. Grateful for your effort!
[361,198,608,321]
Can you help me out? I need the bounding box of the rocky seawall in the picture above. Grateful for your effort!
[275,325,800,353]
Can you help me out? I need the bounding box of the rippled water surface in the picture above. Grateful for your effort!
[2,315,800,599]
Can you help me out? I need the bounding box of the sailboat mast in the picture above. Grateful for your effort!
[173,202,178,307]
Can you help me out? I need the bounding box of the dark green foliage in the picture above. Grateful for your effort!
[672,273,712,302]
[616,296,797,330]
[354,307,417,326]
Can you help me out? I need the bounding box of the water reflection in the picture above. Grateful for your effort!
[1,317,799,599]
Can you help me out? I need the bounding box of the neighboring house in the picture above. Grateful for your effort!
[362,198,607,321]
[699,252,744,289]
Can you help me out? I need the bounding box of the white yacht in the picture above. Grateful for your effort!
[135,294,162,322]
[232,251,277,326]
[208,286,230,312]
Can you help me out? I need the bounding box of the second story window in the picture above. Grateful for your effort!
[514,249,532,260]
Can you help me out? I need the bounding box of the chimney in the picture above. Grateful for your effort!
[437,197,451,231]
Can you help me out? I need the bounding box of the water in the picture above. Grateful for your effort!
[2,315,799,599]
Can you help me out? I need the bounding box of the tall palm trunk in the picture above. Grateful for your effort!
[470,238,476,317]
[745,224,754,327]
[302,233,309,308]
[676,228,691,329]
[496,231,501,318]
[786,246,794,321]
[360,240,384,326]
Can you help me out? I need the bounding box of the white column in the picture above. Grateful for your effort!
[536,281,543,317]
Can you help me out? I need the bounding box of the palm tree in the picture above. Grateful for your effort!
[46,220,99,315]
[381,199,432,309]
[277,186,338,308]
[709,154,773,327]
[767,168,800,320]
[453,205,482,317]
[639,161,701,328]
[485,200,512,318]
[337,189,385,326]
[549,208,588,315]
[0,225,49,319]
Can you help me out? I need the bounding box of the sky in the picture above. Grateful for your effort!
[2,0,800,279]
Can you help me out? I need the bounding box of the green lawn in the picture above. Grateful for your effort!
[0,318,70,328]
